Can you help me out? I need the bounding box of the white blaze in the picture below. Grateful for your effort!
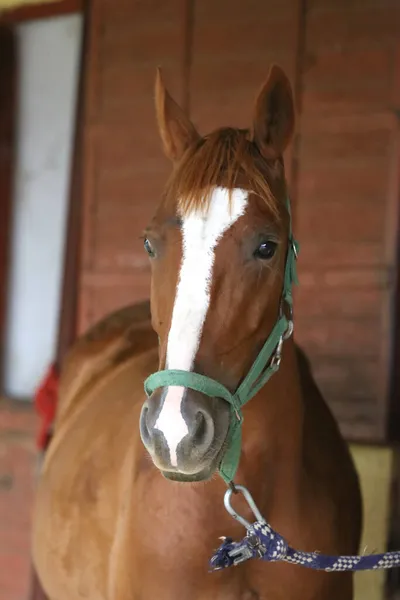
[154,187,248,466]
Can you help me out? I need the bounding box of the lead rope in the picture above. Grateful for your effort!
[210,485,400,573]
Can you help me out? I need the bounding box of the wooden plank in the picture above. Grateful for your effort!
[77,0,187,331]
[296,0,400,442]
[0,26,16,392]
[0,0,82,23]
[55,0,88,364]
[288,0,307,222]
[386,123,400,443]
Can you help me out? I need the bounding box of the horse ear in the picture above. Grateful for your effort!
[155,68,199,162]
[251,64,295,161]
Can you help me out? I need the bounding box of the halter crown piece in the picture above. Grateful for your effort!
[144,197,299,483]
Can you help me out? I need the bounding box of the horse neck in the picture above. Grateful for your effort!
[131,337,305,551]
[236,336,304,505]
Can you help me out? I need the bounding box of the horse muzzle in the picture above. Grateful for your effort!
[139,387,230,481]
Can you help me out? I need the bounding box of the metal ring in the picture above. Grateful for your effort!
[224,484,265,530]
[283,320,294,340]
[287,304,294,322]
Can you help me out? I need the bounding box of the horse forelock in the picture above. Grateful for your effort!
[162,127,284,219]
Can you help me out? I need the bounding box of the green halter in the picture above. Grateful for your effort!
[144,198,299,484]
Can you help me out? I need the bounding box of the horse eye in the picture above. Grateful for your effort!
[254,241,277,260]
[144,238,156,258]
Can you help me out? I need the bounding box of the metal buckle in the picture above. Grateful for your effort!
[227,542,255,566]
[270,336,284,369]
[270,317,294,369]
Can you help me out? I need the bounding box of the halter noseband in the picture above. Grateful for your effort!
[144,198,299,483]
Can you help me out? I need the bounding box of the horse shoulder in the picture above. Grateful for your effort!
[55,301,155,428]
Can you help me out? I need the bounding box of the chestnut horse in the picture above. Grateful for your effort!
[32,65,362,599]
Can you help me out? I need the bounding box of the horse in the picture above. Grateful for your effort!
[31,64,362,599]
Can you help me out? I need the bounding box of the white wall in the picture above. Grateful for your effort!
[4,14,83,399]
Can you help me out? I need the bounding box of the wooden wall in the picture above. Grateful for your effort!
[294,1,400,442]
[77,0,400,443]
[0,26,15,390]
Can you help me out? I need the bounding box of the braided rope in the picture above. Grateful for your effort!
[210,520,400,572]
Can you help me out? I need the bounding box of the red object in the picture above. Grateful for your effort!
[34,363,59,451]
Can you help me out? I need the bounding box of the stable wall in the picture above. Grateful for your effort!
[77,0,400,444]
[1,2,399,600]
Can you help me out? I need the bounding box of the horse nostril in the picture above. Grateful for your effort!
[140,404,151,444]
[189,409,214,453]
[194,411,206,441]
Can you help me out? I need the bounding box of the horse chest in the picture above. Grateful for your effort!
[134,585,261,600]
[205,591,259,600]
[214,591,259,600]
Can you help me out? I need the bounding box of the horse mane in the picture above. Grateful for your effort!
[163,127,282,218]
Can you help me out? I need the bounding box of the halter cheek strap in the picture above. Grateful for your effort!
[144,198,299,483]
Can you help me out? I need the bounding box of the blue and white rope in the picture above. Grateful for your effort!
[210,485,400,573]
[210,520,400,572]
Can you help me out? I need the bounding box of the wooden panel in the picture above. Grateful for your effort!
[191,0,298,131]
[190,0,301,193]
[306,4,400,50]
[77,0,302,331]
[0,398,38,600]
[0,0,82,23]
[55,0,87,364]
[80,273,150,328]
[77,0,187,333]
[76,0,400,443]
[0,26,16,391]
[293,0,400,442]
